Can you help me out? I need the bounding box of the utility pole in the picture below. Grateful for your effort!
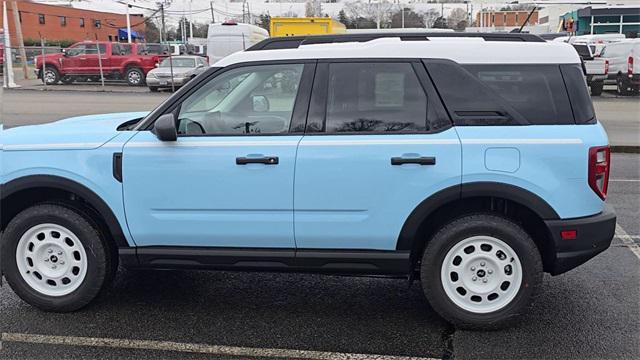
[11,1,28,79]
[210,1,215,23]
[189,0,193,39]
[401,6,404,28]
[126,1,132,43]
[161,3,166,43]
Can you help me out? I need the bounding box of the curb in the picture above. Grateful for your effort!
[611,146,640,154]
[4,86,152,94]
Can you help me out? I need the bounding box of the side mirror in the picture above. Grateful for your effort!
[155,63,160,68]
[62,48,69,56]
[252,95,269,112]
[153,113,177,141]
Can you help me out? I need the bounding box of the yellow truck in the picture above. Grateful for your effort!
[270,17,346,37]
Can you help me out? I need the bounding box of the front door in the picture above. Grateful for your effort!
[122,62,313,248]
[294,60,462,250]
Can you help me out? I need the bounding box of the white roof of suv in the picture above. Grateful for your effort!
[215,37,580,67]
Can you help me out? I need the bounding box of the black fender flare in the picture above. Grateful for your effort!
[1,175,129,248]
[396,181,559,251]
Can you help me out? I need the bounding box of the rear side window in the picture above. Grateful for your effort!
[425,60,575,125]
[560,64,596,124]
[325,62,428,133]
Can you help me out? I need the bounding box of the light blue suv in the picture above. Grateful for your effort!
[0,34,616,329]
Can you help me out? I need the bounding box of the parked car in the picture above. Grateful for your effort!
[146,55,208,91]
[0,34,615,330]
[573,43,608,95]
[0,42,4,75]
[599,39,640,95]
[34,41,168,86]
[207,21,268,65]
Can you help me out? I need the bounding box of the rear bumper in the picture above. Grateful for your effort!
[544,204,616,275]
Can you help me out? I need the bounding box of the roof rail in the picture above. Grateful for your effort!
[247,32,546,51]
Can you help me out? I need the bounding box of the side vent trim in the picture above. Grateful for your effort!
[113,152,123,183]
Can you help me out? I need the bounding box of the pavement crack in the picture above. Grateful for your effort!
[440,324,455,360]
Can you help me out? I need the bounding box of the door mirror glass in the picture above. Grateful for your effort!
[252,95,269,112]
[153,113,178,141]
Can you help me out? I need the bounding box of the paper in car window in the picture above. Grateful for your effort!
[375,72,405,107]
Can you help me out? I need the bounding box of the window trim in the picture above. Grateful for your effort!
[137,60,317,137]
[38,13,45,25]
[305,58,452,136]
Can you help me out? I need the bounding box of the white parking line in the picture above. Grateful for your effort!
[609,179,640,182]
[615,224,640,260]
[0,333,438,360]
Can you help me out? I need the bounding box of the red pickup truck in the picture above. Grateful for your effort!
[34,41,169,86]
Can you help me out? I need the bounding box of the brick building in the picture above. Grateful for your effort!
[476,10,539,28]
[0,1,146,45]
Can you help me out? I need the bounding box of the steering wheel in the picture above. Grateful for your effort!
[179,118,206,135]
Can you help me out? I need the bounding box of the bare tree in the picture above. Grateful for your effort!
[447,8,468,30]
[423,8,440,28]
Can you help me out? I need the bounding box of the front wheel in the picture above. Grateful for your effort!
[41,66,60,85]
[420,214,542,330]
[617,76,632,96]
[2,204,112,312]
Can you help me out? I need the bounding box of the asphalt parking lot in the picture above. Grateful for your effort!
[0,88,638,359]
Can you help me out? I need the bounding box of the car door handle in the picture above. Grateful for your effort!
[236,156,279,165]
[391,157,436,165]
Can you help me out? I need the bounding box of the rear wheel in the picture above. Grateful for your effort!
[617,75,631,96]
[420,214,542,330]
[590,81,603,96]
[125,67,144,86]
[2,204,111,312]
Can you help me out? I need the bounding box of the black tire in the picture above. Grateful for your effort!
[148,86,159,92]
[125,67,144,86]
[420,213,543,330]
[617,75,631,96]
[590,81,603,96]
[42,66,60,85]
[2,204,111,312]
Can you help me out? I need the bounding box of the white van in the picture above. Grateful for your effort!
[600,39,640,95]
[207,21,269,65]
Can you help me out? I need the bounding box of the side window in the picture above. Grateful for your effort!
[177,64,304,135]
[324,62,428,133]
[425,60,575,125]
[560,64,596,124]
[84,44,107,55]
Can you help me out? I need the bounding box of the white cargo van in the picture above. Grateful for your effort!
[206,21,269,65]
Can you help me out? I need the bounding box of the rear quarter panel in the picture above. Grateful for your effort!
[456,123,609,219]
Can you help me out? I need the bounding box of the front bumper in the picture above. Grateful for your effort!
[544,204,616,275]
[146,77,188,87]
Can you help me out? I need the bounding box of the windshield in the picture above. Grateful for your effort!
[160,58,195,68]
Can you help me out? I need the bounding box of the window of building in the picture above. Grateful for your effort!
[60,16,66,27]
[38,14,45,25]
[79,18,85,28]
[94,19,101,28]
[324,62,428,133]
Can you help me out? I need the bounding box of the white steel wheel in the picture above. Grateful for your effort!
[16,223,89,297]
[440,235,523,314]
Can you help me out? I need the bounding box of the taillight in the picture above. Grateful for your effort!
[604,59,609,75]
[628,56,634,75]
[588,146,610,200]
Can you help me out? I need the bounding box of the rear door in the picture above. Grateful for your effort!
[293,60,461,250]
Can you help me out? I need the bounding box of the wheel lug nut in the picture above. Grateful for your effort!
[488,269,493,274]
[480,262,486,267]
[471,266,476,271]
[48,249,53,254]
[472,276,477,281]
[483,279,488,283]
[44,259,49,262]
[60,261,65,265]
[52,265,57,269]
[58,251,63,256]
